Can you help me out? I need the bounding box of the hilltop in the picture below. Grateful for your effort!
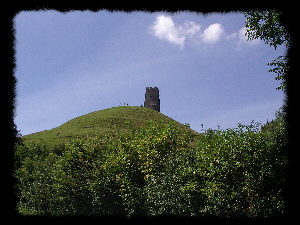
[16,106,287,217]
[23,106,198,147]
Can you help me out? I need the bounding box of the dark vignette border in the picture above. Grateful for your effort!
[4,2,298,224]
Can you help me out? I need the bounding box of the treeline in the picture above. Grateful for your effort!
[14,112,287,217]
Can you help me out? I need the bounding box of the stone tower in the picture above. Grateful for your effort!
[144,87,160,112]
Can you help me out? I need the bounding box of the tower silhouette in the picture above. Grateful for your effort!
[144,87,160,112]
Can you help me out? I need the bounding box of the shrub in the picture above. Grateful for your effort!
[190,121,287,217]
[15,119,287,217]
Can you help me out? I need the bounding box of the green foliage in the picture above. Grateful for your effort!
[244,10,289,93]
[267,56,288,93]
[194,121,286,217]
[244,10,290,49]
[15,117,287,217]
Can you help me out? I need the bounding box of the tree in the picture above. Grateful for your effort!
[244,10,290,93]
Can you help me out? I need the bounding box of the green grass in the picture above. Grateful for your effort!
[23,106,198,148]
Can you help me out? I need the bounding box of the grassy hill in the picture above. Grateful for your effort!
[23,106,198,147]
[17,106,287,217]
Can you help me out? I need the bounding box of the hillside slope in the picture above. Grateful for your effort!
[23,106,198,147]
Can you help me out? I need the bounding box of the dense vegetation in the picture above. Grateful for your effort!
[14,10,289,217]
[14,107,287,217]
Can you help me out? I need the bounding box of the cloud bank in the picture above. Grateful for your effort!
[149,15,260,48]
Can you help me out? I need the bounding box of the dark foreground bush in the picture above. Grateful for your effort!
[15,119,287,217]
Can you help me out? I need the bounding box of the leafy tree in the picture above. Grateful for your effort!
[244,10,290,93]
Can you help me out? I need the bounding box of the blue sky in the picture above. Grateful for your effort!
[14,10,287,135]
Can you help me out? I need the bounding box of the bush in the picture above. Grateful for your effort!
[192,122,287,217]
[14,119,287,217]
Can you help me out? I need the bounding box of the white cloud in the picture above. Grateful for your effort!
[239,27,261,45]
[201,23,224,44]
[149,15,185,48]
[238,27,248,43]
[178,21,201,37]
[149,15,204,48]
[150,15,227,48]
[227,27,261,46]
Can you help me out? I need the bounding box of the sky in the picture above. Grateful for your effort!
[14,10,287,135]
